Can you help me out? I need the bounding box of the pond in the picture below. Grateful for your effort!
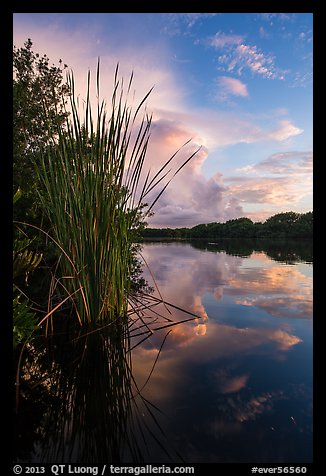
[14,239,313,464]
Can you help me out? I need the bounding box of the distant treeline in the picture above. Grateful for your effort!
[142,211,313,240]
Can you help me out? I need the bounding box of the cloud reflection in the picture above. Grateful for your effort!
[141,245,312,332]
[130,243,312,462]
[131,243,309,408]
[215,370,250,394]
[227,255,313,319]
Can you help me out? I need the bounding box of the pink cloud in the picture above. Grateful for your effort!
[208,31,245,48]
[216,41,286,80]
[216,76,249,101]
[268,120,303,141]
[255,151,312,174]
[141,118,249,227]
[226,175,311,206]
[228,150,312,215]
[13,17,310,228]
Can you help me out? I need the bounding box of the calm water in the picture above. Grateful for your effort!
[14,240,313,464]
[131,240,313,463]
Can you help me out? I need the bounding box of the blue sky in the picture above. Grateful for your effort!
[13,13,313,227]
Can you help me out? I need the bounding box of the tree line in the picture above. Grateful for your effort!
[142,211,313,240]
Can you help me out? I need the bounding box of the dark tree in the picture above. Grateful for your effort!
[13,38,70,224]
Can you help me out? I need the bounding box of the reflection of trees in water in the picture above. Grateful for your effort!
[190,238,313,264]
[14,300,196,464]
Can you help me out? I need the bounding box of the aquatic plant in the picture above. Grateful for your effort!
[14,59,203,465]
[30,62,199,328]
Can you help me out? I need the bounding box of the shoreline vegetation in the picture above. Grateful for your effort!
[13,41,203,462]
[141,211,313,240]
[13,40,201,336]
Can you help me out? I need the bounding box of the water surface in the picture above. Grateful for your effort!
[131,240,313,463]
[14,240,313,464]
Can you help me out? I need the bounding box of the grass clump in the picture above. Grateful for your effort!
[32,63,199,328]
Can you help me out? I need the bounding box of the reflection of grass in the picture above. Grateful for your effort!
[14,289,199,463]
[41,325,141,463]
[15,322,185,463]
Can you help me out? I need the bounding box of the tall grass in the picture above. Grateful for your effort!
[34,63,199,327]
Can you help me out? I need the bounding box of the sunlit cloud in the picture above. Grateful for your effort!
[267,120,303,141]
[215,41,286,80]
[143,111,306,226]
[227,149,312,214]
[216,76,249,101]
[203,27,287,80]
[13,18,186,115]
[251,151,312,175]
[226,176,307,205]
[162,13,219,35]
[13,15,311,227]
[143,116,247,226]
[259,13,295,24]
[207,31,245,48]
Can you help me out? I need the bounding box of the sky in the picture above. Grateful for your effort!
[13,13,313,228]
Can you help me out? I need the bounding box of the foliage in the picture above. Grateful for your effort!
[13,196,43,348]
[13,296,38,348]
[13,38,70,225]
[264,211,313,238]
[143,211,313,240]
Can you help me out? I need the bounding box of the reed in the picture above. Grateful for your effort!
[34,63,200,327]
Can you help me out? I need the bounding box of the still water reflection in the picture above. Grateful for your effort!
[132,240,313,463]
[14,240,313,464]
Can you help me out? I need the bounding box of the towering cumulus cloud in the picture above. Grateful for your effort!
[143,117,244,227]
[13,13,312,227]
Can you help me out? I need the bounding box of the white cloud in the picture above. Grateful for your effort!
[268,120,303,141]
[208,31,244,48]
[162,13,219,35]
[13,16,186,116]
[143,119,244,227]
[179,13,219,29]
[232,44,278,78]
[13,16,310,228]
[210,34,286,80]
[216,76,249,101]
[259,13,294,23]
[226,176,301,205]
[225,150,312,214]
[255,151,312,174]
